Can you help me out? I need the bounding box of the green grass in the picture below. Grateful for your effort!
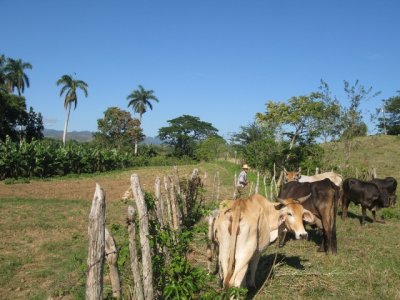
[1,135,399,299]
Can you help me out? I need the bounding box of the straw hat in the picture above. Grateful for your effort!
[242,164,249,170]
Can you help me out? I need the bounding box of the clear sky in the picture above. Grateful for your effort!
[2,0,399,139]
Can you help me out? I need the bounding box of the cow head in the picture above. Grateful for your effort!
[380,190,391,208]
[283,168,301,183]
[277,197,314,240]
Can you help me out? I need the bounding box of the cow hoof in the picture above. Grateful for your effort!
[375,220,385,224]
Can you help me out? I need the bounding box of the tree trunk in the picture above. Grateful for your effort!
[63,103,71,146]
[130,174,154,300]
[105,228,121,299]
[85,184,106,300]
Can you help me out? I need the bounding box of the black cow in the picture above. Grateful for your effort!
[342,178,390,226]
[370,177,397,207]
[279,178,339,254]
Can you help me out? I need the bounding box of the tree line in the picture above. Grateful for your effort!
[1,53,399,180]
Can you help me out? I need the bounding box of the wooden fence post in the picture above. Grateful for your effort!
[165,175,180,230]
[130,174,154,300]
[127,205,145,300]
[86,183,106,300]
[255,171,260,194]
[154,176,165,227]
[105,228,121,299]
[163,176,174,229]
[263,175,267,198]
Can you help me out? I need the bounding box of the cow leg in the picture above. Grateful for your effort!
[247,252,260,288]
[278,227,287,248]
[341,195,350,220]
[361,207,367,225]
[372,210,385,224]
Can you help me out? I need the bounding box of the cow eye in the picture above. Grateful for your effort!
[287,212,293,216]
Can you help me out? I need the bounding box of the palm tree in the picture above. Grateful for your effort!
[127,85,159,154]
[56,74,88,146]
[4,58,32,95]
[0,55,7,92]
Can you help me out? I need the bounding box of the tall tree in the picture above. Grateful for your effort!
[56,74,88,146]
[377,93,400,135]
[158,115,219,158]
[94,107,144,150]
[256,93,325,150]
[4,58,32,96]
[339,80,380,164]
[0,54,7,92]
[127,85,159,155]
[24,107,44,142]
[0,92,27,141]
[317,79,342,142]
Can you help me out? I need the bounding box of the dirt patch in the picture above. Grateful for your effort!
[0,165,229,202]
[0,166,232,201]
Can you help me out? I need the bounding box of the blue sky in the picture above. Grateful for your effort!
[2,0,399,139]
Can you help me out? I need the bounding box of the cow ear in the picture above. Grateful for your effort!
[302,209,315,223]
[278,207,287,225]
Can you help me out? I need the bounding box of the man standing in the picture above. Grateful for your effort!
[234,164,249,199]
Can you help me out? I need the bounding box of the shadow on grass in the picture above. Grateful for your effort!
[246,253,306,299]
[338,210,374,224]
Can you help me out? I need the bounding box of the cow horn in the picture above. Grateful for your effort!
[276,197,286,205]
[297,193,311,202]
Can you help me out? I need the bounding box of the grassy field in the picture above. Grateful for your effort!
[0,136,400,299]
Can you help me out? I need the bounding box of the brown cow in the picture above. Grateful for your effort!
[279,178,339,254]
[207,194,314,288]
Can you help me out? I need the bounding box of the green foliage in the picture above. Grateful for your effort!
[0,139,196,180]
[377,94,400,135]
[256,93,326,148]
[158,115,219,158]
[0,92,27,141]
[94,106,144,150]
[242,138,286,173]
[126,84,159,120]
[24,106,44,142]
[196,135,228,161]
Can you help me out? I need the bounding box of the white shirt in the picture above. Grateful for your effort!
[237,170,247,187]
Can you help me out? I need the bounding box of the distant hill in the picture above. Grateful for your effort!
[44,129,94,142]
[43,129,161,144]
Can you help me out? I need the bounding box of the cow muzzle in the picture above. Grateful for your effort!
[296,232,308,240]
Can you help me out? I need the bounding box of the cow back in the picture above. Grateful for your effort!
[343,178,390,208]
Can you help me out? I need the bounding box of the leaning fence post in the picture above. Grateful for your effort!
[130,174,154,300]
[86,183,106,300]
[127,205,145,300]
[105,228,121,299]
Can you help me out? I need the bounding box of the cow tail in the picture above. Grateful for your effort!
[332,183,339,252]
[206,211,217,274]
[223,203,241,289]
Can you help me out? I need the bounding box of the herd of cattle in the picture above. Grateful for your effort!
[206,169,397,289]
